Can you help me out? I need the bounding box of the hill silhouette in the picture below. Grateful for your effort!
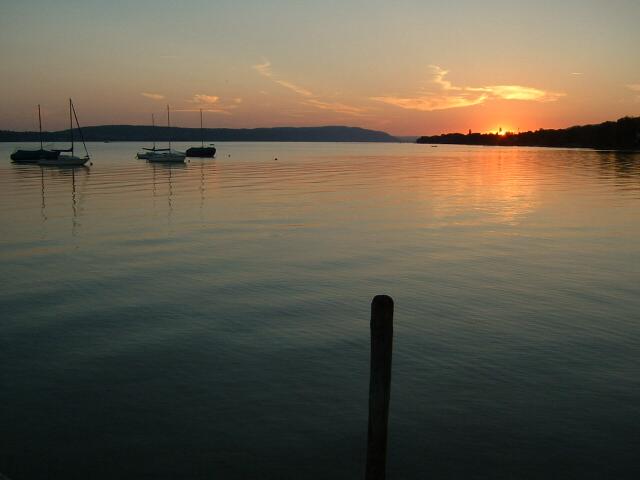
[0,125,398,143]
[417,117,640,150]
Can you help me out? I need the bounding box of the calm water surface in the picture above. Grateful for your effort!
[1,142,639,479]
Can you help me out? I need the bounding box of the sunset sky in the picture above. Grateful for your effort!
[1,0,639,135]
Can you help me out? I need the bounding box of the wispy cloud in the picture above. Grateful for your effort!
[253,58,367,116]
[173,94,241,114]
[372,91,488,111]
[141,92,165,100]
[190,94,220,105]
[303,99,368,116]
[372,65,565,112]
[175,108,233,115]
[628,84,640,101]
[253,60,313,97]
[489,85,564,102]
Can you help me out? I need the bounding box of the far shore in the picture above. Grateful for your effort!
[416,116,640,152]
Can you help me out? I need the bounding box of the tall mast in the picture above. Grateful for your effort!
[38,104,43,150]
[71,99,89,158]
[167,104,171,150]
[152,113,156,150]
[200,108,204,147]
[69,98,74,156]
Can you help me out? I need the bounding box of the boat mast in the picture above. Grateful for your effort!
[152,113,156,150]
[167,104,171,150]
[71,99,89,158]
[69,98,74,156]
[38,104,43,150]
[200,108,204,147]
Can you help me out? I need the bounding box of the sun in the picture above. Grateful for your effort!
[492,126,515,136]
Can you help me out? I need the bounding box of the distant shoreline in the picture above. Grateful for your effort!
[416,116,640,151]
[418,143,640,153]
[0,125,399,143]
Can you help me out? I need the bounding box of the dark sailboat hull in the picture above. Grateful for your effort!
[185,146,216,157]
[10,149,60,162]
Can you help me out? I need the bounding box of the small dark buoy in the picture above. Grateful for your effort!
[228,154,231,157]
[275,157,278,161]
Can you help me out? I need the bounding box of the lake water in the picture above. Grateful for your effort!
[1,142,639,479]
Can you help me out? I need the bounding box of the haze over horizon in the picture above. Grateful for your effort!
[1,0,638,136]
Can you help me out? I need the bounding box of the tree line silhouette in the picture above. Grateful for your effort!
[417,117,640,150]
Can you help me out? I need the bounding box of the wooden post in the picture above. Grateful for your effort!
[366,295,394,480]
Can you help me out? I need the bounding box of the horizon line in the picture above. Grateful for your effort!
[2,114,637,138]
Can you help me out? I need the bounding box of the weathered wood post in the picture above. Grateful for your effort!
[366,295,394,480]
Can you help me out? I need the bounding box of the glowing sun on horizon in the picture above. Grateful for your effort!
[491,126,515,136]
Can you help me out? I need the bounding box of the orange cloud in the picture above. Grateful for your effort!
[372,65,564,111]
[176,94,241,114]
[371,92,488,111]
[191,94,220,105]
[489,85,564,102]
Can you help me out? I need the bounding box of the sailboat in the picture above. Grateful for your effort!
[185,109,216,158]
[147,105,186,163]
[10,105,60,162]
[39,99,90,166]
[137,113,170,159]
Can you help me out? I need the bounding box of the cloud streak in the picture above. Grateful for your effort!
[628,84,640,101]
[372,65,565,112]
[175,94,242,114]
[253,58,366,116]
[303,99,368,115]
[190,94,220,105]
[254,60,313,97]
[175,108,233,115]
[141,92,165,100]
[489,85,564,102]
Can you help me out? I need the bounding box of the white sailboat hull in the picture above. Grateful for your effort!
[42,100,91,166]
[147,151,186,163]
[137,148,170,159]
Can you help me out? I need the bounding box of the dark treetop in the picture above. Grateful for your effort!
[417,116,640,151]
